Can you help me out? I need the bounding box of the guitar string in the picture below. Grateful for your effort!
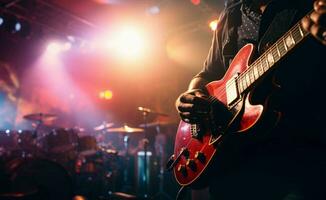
[236,22,307,92]
[236,10,312,91]
[204,28,304,111]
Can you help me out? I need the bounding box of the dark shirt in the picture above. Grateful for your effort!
[237,3,262,49]
[193,0,326,199]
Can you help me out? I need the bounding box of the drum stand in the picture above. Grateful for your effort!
[121,134,133,193]
[152,126,173,200]
[140,110,150,199]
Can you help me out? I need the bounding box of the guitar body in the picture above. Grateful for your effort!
[173,44,271,187]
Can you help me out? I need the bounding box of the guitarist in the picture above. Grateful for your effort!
[175,0,326,199]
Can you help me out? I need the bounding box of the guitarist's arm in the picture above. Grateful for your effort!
[175,14,228,125]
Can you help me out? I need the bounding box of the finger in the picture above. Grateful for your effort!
[301,16,313,32]
[315,0,326,11]
[177,102,194,112]
[310,9,326,25]
[310,23,326,45]
[179,112,198,124]
[178,103,210,115]
[180,94,210,108]
[194,90,208,98]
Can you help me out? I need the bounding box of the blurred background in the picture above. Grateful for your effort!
[0,0,225,199]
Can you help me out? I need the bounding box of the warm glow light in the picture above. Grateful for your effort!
[209,19,218,31]
[46,42,62,55]
[46,41,72,56]
[93,26,146,61]
[191,0,201,5]
[63,42,72,51]
[114,27,144,58]
[99,90,113,100]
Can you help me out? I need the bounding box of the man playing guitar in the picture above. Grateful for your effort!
[175,0,326,199]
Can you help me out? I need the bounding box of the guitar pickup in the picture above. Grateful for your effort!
[190,124,204,139]
[226,75,240,107]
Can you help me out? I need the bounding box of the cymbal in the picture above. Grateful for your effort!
[23,113,57,122]
[94,122,114,131]
[137,107,169,117]
[106,125,144,133]
[139,120,175,128]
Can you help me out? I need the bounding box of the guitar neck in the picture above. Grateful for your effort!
[237,12,312,94]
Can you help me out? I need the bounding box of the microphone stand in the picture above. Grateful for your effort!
[140,110,149,199]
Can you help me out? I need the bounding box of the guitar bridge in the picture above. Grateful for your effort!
[190,124,203,139]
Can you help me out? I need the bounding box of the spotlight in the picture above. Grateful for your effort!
[0,17,4,26]
[67,35,76,42]
[99,90,113,100]
[15,21,21,32]
[191,0,201,5]
[147,6,160,15]
[209,19,218,31]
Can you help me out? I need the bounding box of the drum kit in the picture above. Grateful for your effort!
[0,106,174,199]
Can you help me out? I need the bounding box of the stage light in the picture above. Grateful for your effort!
[99,90,113,100]
[114,27,144,58]
[15,22,21,32]
[67,35,76,43]
[63,42,72,51]
[0,17,4,26]
[209,19,218,31]
[46,41,72,55]
[191,0,201,5]
[147,6,160,15]
[46,42,62,55]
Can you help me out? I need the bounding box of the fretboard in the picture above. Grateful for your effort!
[237,12,311,94]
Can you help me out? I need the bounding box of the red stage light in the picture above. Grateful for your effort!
[191,0,201,5]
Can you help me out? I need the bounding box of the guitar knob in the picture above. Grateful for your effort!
[166,154,176,171]
[195,151,206,163]
[186,159,197,171]
[181,148,190,158]
[177,165,187,177]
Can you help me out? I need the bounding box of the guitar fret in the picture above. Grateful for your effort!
[298,24,304,37]
[277,40,287,57]
[290,32,296,45]
[276,43,281,57]
[246,73,251,85]
[271,47,280,62]
[258,60,264,76]
[283,37,288,52]
[238,78,243,93]
[285,32,295,50]
[262,55,269,71]
[242,76,247,90]
[249,68,255,83]
[253,64,259,80]
[292,26,303,44]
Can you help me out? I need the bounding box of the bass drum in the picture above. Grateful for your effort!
[45,128,79,154]
[0,158,73,200]
[77,135,98,157]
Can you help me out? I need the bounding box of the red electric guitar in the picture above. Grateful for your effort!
[168,11,313,188]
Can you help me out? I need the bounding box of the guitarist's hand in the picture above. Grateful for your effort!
[176,89,210,124]
[302,0,326,45]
